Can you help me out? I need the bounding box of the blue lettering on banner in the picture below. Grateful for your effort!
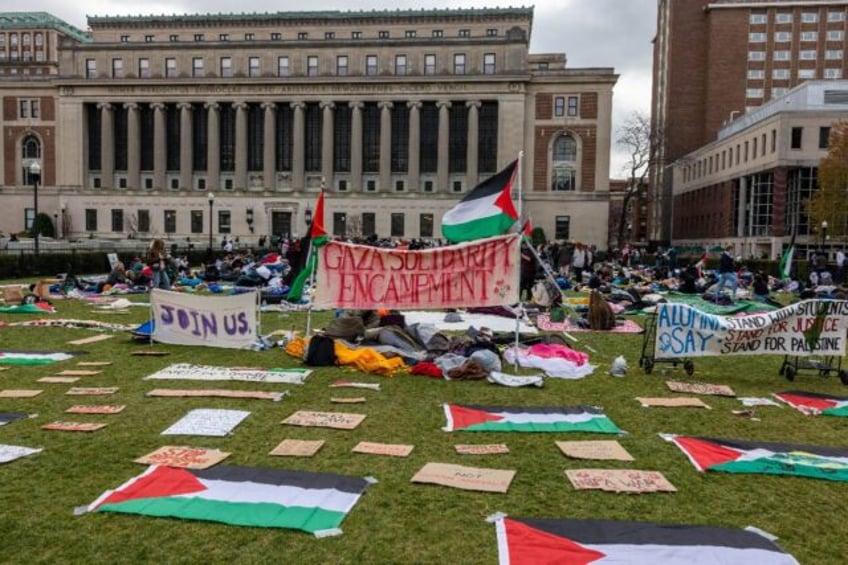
[658,327,716,355]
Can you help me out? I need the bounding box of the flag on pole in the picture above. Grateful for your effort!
[441,160,519,243]
[287,191,329,302]
[778,230,796,280]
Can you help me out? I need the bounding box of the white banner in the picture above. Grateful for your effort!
[151,289,258,349]
[655,300,848,358]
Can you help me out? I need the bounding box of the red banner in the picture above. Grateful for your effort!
[314,235,520,310]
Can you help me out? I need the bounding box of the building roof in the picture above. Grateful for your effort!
[708,0,848,7]
[0,12,90,43]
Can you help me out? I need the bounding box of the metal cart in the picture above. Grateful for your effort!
[638,309,695,376]
[779,355,848,384]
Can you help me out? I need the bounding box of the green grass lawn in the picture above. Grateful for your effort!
[1,292,846,563]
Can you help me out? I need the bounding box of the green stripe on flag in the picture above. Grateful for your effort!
[461,418,621,434]
[441,212,516,243]
[712,455,848,482]
[823,406,848,417]
[0,358,60,366]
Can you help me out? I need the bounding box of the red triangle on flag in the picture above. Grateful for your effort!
[775,393,837,412]
[675,436,743,470]
[493,164,519,220]
[98,466,206,507]
[448,404,504,430]
[503,518,606,565]
[310,190,327,240]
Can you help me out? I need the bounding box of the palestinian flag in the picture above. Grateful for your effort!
[0,351,74,365]
[774,391,848,417]
[443,404,621,434]
[778,230,796,280]
[0,412,29,427]
[441,160,519,243]
[663,434,848,482]
[495,517,799,564]
[0,302,55,314]
[287,190,329,302]
[88,464,369,533]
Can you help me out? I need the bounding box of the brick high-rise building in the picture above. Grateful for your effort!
[651,0,848,243]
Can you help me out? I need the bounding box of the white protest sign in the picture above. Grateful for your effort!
[161,409,250,437]
[151,289,258,349]
[144,363,310,385]
[655,300,848,358]
[0,444,42,464]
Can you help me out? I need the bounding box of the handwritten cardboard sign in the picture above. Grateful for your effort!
[131,350,170,356]
[565,469,677,493]
[353,442,414,457]
[455,444,510,455]
[0,444,42,464]
[411,462,516,493]
[56,370,103,377]
[77,361,113,367]
[65,405,126,414]
[0,390,43,398]
[161,409,250,437]
[666,380,735,397]
[556,440,634,462]
[329,381,381,391]
[655,299,848,358]
[66,387,119,396]
[41,421,107,432]
[144,363,310,385]
[134,446,230,469]
[146,389,287,402]
[637,397,711,409]
[67,334,114,346]
[38,377,80,384]
[269,439,325,457]
[281,410,365,430]
[330,397,367,404]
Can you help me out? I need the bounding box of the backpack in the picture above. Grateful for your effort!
[305,335,337,366]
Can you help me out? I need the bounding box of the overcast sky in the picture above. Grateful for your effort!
[40,0,657,178]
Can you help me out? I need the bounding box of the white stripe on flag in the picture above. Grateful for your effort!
[580,543,799,564]
[179,478,362,514]
[442,192,503,226]
[490,411,604,425]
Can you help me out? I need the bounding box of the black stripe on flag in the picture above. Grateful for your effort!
[194,465,370,494]
[457,160,517,202]
[696,436,848,459]
[780,390,848,401]
[461,405,606,416]
[514,518,786,551]
[0,412,29,425]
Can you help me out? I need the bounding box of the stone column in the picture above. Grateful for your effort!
[205,102,220,191]
[124,102,140,190]
[407,101,421,192]
[465,100,481,189]
[152,102,166,190]
[234,102,248,190]
[436,100,451,192]
[262,102,276,191]
[291,101,305,190]
[177,102,193,191]
[350,101,364,191]
[379,101,393,192]
[320,101,335,189]
[98,102,114,189]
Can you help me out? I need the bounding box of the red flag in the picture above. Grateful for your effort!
[310,190,327,240]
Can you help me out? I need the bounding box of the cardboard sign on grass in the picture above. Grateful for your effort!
[41,421,107,432]
[135,446,230,469]
[38,377,80,384]
[330,397,367,404]
[161,409,250,437]
[66,387,119,396]
[55,370,103,377]
[281,410,366,430]
[411,462,516,493]
[77,361,113,367]
[353,442,414,457]
[556,440,634,462]
[565,469,677,494]
[146,389,287,402]
[269,439,325,457]
[330,380,381,391]
[131,350,170,356]
[637,397,711,409]
[666,380,735,397]
[66,405,126,415]
[67,335,114,346]
[455,444,510,455]
[0,444,42,464]
[0,390,42,398]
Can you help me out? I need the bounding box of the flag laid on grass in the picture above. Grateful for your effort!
[88,465,369,533]
[0,351,74,365]
[494,517,800,564]
[663,434,848,482]
[443,404,621,434]
[0,412,28,426]
[441,160,518,242]
[0,302,55,314]
[774,391,848,417]
[287,190,329,302]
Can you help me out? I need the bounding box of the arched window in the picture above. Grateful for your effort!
[22,134,41,185]
[551,134,577,191]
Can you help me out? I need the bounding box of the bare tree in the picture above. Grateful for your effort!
[615,112,662,248]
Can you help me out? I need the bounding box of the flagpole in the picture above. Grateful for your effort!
[514,151,524,370]
[304,180,325,339]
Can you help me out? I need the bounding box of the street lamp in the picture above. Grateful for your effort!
[28,161,41,255]
[207,192,215,255]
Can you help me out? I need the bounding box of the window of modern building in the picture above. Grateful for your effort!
[419,213,433,237]
[554,96,565,117]
[307,56,319,76]
[405,30,416,38]
[798,68,816,79]
[449,104,468,173]
[551,134,577,191]
[337,55,348,76]
[378,30,389,39]
[826,50,843,60]
[169,34,179,42]
[110,209,123,232]
[111,58,123,78]
[486,28,498,37]
[827,30,844,41]
[298,32,308,40]
[774,31,791,43]
[249,57,260,77]
[333,212,347,237]
[828,11,845,22]
[192,57,204,77]
[749,32,766,42]
[774,50,791,61]
[304,103,322,172]
[218,210,231,233]
[85,209,97,232]
[791,127,803,149]
[220,57,232,77]
[748,51,765,61]
[773,68,790,79]
[165,58,176,78]
[351,31,362,39]
[144,35,154,43]
[746,88,764,98]
[761,134,767,157]
[801,31,818,41]
[825,68,843,79]
[395,54,407,75]
[747,69,765,79]
[801,12,819,23]
[137,209,150,232]
[819,126,831,149]
[771,130,777,153]
[271,32,282,41]
[432,30,443,38]
[219,33,229,41]
[278,56,289,77]
[567,96,578,117]
[138,58,150,78]
[194,33,204,42]
[325,32,335,40]
[120,35,130,43]
[420,102,439,173]
[366,55,377,76]
[391,104,409,173]
[752,137,758,158]
[164,209,176,233]
[483,53,495,74]
[453,53,466,74]
[458,29,471,37]
[776,12,793,24]
[424,54,436,75]
[800,50,817,60]
[555,216,571,240]
[749,13,767,24]
[391,213,405,237]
